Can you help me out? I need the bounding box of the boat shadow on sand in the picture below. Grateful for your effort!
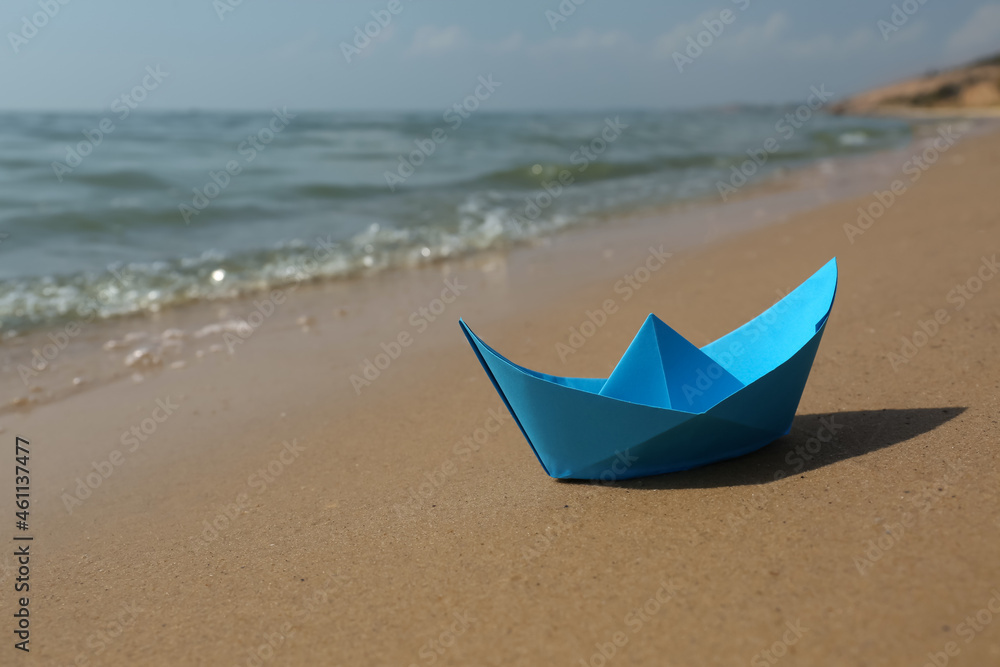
[562,406,967,490]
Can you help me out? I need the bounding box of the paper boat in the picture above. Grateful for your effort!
[459,258,837,480]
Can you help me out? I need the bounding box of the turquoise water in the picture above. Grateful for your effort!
[0,109,910,331]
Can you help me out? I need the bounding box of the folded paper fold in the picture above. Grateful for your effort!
[459,258,838,480]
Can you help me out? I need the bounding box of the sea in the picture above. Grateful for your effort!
[0,108,913,333]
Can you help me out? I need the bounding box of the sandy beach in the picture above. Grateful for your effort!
[3,123,1000,666]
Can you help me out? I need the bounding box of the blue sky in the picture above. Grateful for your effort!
[2,0,999,110]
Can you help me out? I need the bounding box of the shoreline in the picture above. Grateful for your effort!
[0,108,929,340]
[838,106,1000,119]
[2,115,983,416]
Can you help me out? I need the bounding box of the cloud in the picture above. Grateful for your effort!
[490,32,525,54]
[654,11,792,58]
[944,4,1000,62]
[406,26,636,60]
[269,29,323,61]
[653,12,716,58]
[883,20,928,47]
[407,11,886,69]
[654,11,879,62]
[782,24,881,59]
[724,12,791,52]
[409,25,468,56]
[529,28,637,56]
[653,11,728,56]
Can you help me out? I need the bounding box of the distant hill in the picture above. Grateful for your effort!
[832,52,1000,116]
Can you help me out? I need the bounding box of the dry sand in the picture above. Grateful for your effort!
[2,125,999,666]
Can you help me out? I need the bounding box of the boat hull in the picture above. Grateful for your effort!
[459,259,838,480]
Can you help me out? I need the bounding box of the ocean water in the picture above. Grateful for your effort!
[0,109,911,332]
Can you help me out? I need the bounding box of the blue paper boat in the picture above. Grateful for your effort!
[459,258,838,480]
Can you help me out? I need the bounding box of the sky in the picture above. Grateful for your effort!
[2,0,999,111]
